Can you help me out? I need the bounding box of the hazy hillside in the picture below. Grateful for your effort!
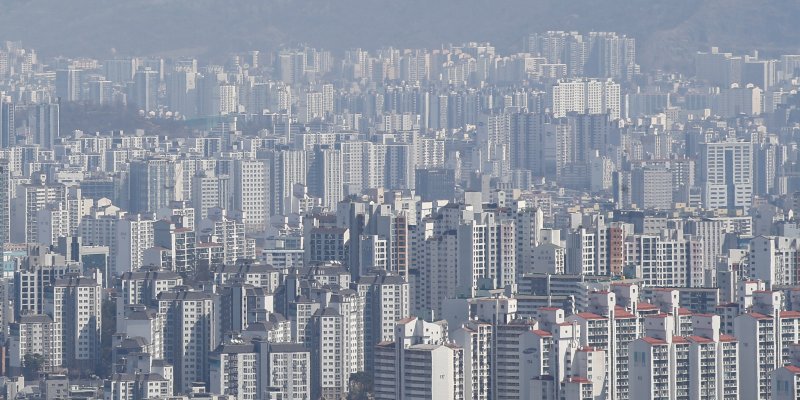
[0,0,798,70]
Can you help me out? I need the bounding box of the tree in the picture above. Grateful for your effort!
[347,372,373,400]
[22,353,45,380]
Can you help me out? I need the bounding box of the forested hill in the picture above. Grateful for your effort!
[0,0,797,71]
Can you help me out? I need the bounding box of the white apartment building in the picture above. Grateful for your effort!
[701,139,753,210]
[453,321,492,400]
[374,316,463,400]
[11,174,67,243]
[400,344,465,400]
[772,365,800,400]
[209,341,258,400]
[736,310,800,400]
[215,83,238,115]
[308,146,343,211]
[116,214,155,276]
[749,235,800,287]
[630,333,689,399]
[486,318,537,400]
[47,276,103,371]
[261,236,304,270]
[772,344,800,400]
[157,291,219,394]
[566,228,596,275]
[262,343,310,400]
[530,242,567,275]
[626,231,704,288]
[198,208,254,264]
[265,149,307,217]
[79,198,126,274]
[190,172,222,226]
[528,307,583,400]
[119,271,183,308]
[116,307,164,360]
[309,308,348,399]
[717,84,763,117]
[685,218,726,286]
[630,313,738,400]
[232,159,267,231]
[356,273,410,371]
[104,373,171,400]
[8,314,59,373]
[417,233,458,318]
[338,141,366,195]
[212,264,282,292]
[688,314,739,400]
[551,79,621,120]
[36,204,70,246]
[457,221,487,299]
[563,347,606,400]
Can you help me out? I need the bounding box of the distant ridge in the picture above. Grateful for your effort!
[0,0,798,71]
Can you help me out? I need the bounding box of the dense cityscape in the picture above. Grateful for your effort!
[0,24,795,400]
